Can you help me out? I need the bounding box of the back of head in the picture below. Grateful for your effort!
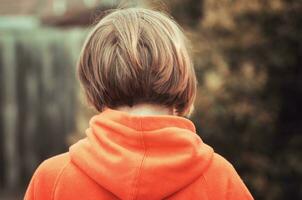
[77,7,197,117]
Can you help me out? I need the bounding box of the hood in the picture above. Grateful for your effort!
[69,108,214,200]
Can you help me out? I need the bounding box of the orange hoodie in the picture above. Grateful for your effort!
[24,108,253,200]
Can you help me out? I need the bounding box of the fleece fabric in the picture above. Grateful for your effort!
[24,107,253,200]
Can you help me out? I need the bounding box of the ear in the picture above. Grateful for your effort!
[184,104,195,118]
[172,107,177,116]
[188,104,195,117]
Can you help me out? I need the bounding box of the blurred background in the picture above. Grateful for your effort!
[0,0,301,199]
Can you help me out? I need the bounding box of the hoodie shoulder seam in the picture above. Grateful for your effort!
[50,158,70,200]
[200,150,215,200]
[202,174,211,200]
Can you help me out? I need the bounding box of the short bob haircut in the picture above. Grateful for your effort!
[77,7,197,117]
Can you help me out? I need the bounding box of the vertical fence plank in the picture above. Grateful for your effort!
[15,34,40,184]
[1,33,21,190]
[0,32,5,189]
[0,27,86,192]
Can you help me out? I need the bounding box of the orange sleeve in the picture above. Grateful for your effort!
[203,153,254,200]
[226,165,254,200]
[23,155,69,200]
[24,168,38,200]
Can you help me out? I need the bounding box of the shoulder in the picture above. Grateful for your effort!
[35,152,70,182]
[203,153,254,200]
[24,152,71,200]
[203,153,237,188]
[210,153,238,175]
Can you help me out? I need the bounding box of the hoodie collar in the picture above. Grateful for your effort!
[97,107,196,132]
[69,107,213,200]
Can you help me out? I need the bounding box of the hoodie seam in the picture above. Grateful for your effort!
[201,150,215,200]
[129,118,147,200]
[202,175,211,200]
[51,160,70,200]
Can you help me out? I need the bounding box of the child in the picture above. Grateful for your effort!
[24,7,253,200]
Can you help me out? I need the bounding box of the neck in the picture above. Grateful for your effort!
[112,103,175,116]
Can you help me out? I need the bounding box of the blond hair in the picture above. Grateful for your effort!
[77,7,197,117]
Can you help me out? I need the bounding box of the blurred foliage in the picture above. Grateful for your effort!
[166,0,302,199]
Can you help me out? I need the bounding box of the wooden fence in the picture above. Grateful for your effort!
[0,20,86,191]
